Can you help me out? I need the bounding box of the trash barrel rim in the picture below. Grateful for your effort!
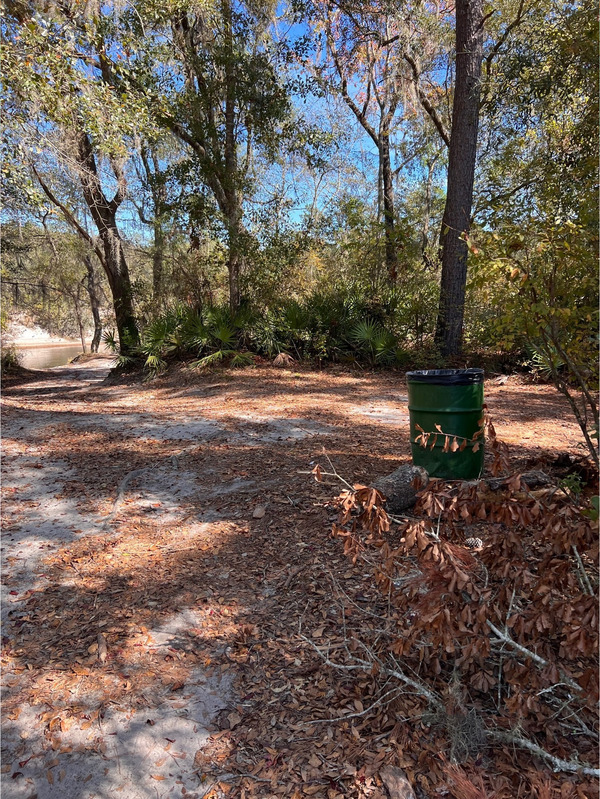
[406,368,484,385]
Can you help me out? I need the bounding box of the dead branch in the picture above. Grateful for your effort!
[489,729,600,777]
[571,545,595,596]
[99,467,149,528]
[301,634,441,706]
[487,621,583,695]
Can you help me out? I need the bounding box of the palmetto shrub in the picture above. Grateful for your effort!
[103,286,421,374]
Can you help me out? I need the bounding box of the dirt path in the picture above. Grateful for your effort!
[1,362,586,799]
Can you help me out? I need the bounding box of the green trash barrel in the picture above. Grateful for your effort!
[406,369,484,479]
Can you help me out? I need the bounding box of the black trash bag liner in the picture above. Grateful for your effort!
[406,368,484,385]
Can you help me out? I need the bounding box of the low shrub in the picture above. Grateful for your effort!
[1,344,21,374]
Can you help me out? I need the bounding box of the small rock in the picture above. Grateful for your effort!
[380,765,416,799]
[372,465,429,513]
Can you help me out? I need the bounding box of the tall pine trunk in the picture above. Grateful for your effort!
[223,0,242,314]
[435,0,484,357]
[226,199,245,313]
[228,246,242,313]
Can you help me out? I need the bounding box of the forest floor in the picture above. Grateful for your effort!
[0,359,588,799]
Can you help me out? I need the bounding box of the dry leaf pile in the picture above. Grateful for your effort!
[324,460,598,798]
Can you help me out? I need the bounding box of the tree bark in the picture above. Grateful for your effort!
[380,134,398,284]
[139,146,167,308]
[74,287,86,353]
[226,199,245,313]
[434,0,484,357]
[223,0,243,313]
[94,220,138,353]
[152,221,165,307]
[84,254,103,352]
[228,246,242,313]
[74,132,139,353]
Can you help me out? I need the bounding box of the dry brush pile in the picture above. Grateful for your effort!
[315,451,599,797]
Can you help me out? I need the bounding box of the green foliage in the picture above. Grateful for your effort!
[466,221,598,465]
[558,474,585,499]
[582,496,599,522]
[1,345,22,374]
[121,284,432,375]
[528,344,565,381]
[104,304,259,374]
[348,320,396,365]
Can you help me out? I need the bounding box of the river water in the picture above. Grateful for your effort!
[15,344,96,370]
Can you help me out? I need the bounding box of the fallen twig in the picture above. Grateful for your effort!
[572,544,594,596]
[489,729,600,777]
[487,621,583,695]
[300,634,440,705]
[98,467,149,528]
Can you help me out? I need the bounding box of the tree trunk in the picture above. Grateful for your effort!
[227,203,244,313]
[434,0,484,357]
[140,146,167,309]
[73,285,86,353]
[223,0,243,314]
[422,155,438,257]
[99,224,139,352]
[152,221,165,308]
[84,254,103,352]
[228,247,242,313]
[381,135,398,285]
[75,131,139,354]
[77,312,86,353]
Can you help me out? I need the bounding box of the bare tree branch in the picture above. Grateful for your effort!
[489,729,600,777]
[487,621,583,694]
[402,52,450,147]
[32,165,106,268]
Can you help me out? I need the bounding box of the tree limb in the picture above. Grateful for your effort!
[483,0,527,82]
[487,621,583,694]
[402,52,450,147]
[489,729,600,777]
[108,156,128,216]
[31,165,106,268]
[324,12,379,145]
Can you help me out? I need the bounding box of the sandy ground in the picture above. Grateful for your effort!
[2,360,237,799]
[1,360,588,799]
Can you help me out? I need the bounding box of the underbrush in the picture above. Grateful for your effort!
[104,296,568,386]
[105,295,530,377]
[313,446,599,796]
[1,344,22,374]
